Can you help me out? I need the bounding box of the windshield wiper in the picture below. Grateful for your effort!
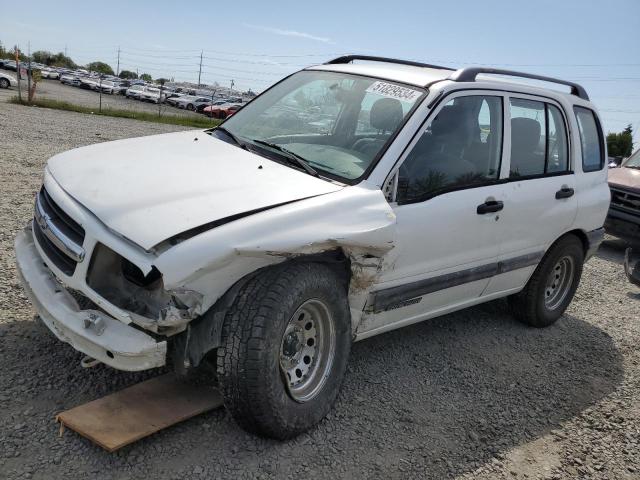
[214,126,250,151]
[252,139,319,177]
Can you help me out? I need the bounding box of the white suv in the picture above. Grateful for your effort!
[15,55,609,439]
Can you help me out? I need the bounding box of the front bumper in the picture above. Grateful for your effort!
[15,227,167,371]
[605,208,640,241]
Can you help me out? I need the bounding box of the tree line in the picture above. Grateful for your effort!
[0,40,153,80]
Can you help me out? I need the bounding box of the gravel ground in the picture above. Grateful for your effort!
[0,99,639,480]
[1,77,207,119]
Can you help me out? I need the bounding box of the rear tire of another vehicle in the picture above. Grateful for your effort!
[186,103,194,110]
[509,235,584,328]
[217,262,351,439]
[0,78,9,89]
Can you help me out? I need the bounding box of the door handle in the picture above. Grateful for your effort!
[555,187,575,199]
[477,200,504,214]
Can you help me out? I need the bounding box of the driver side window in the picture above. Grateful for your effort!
[397,95,504,203]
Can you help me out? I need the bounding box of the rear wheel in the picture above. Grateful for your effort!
[0,78,9,89]
[509,235,584,327]
[186,103,194,110]
[217,262,351,439]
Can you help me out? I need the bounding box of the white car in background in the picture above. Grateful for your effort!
[0,72,17,89]
[97,80,121,95]
[125,84,146,99]
[41,68,60,79]
[60,74,81,87]
[140,87,166,103]
[173,95,212,110]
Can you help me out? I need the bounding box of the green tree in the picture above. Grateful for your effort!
[118,70,138,79]
[86,61,114,75]
[607,124,634,158]
[139,73,152,82]
[155,78,169,85]
[31,50,76,68]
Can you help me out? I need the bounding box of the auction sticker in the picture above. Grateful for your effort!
[366,81,421,102]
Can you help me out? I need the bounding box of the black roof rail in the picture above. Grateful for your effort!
[449,67,589,100]
[325,55,456,72]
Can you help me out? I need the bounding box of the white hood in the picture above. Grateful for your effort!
[46,130,343,250]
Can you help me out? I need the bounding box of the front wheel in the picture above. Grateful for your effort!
[509,235,584,327]
[217,262,351,439]
[0,78,9,89]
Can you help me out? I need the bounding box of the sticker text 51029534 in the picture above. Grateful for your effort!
[366,81,422,102]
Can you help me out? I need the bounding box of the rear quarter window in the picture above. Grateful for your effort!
[574,106,604,172]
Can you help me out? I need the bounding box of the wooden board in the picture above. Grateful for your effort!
[56,374,223,452]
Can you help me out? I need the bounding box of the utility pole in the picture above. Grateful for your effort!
[99,75,103,113]
[197,50,203,86]
[15,45,21,102]
[158,78,165,118]
[27,41,31,103]
[230,79,234,96]
[64,44,67,57]
[116,46,120,77]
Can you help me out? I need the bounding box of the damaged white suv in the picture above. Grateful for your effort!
[15,55,609,439]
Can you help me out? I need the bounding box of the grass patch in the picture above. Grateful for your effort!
[9,96,221,129]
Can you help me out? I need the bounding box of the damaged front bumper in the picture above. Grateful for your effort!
[15,229,167,371]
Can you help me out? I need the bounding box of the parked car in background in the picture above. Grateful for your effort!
[203,101,243,119]
[125,84,146,99]
[140,87,166,103]
[174,95,212,110]
[60,74,81,86]
[0,72,18,89]
[98,80,121,94]
[606,149,640,243]
[195,99,227,113]
[41,68,60,79]
[79,77,99,90]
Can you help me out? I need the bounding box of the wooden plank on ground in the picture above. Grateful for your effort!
[56,373,222,452]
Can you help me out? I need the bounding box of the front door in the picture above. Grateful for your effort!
[361,92,508,336]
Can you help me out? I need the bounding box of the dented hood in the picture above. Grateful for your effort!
[46,130,342,250]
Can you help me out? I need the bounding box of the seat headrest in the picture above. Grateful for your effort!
[370,98,403,132]
[511,117,541,153]
[430,105,468,137]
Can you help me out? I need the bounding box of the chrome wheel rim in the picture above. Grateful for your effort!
[279,298,336,403]
[544,256,575,310]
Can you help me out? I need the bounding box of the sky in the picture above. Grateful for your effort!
[1,0,639,143]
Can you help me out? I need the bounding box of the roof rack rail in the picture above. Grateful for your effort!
[449,67,589,100]
[325,55,456,72]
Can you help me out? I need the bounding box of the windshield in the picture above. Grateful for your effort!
[623,149,640,168]
[219,70,425,181]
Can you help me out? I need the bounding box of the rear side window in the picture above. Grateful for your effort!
[509,99,570,178]
[509,99,546,177]
[574,107,604,172]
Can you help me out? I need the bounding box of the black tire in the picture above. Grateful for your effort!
[0,78,9,89]
[186,103,194,111]
[217,262,351,439]
[509,235,584,327]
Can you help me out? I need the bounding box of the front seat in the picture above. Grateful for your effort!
[510,117,543,176]
[352,98,404,158]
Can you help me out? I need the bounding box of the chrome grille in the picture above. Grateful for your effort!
[610,186,640,217]
[33,186,86,276]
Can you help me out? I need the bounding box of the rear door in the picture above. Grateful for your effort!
[484,94,578,295]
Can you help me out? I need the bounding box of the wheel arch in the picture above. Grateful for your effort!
[171,248,354,375]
